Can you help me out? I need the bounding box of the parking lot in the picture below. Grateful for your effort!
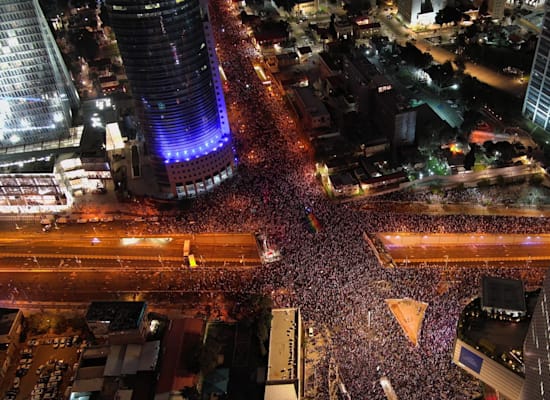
[3,336,83,400]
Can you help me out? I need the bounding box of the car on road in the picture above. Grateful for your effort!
[53,338,59,349]
[36,365,45,375]
[27,338,39,346]
[13,377,20,389]
[59,338,66,348]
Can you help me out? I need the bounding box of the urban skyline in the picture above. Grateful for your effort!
[1,0,550,399]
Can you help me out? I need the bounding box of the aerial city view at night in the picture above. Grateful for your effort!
[4,0,550,399]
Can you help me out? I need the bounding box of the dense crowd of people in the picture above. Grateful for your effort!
[101,2,550,399]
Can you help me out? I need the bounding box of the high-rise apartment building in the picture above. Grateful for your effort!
[523,3,550,131]
[106,0,234,198]
[0,0,78,149]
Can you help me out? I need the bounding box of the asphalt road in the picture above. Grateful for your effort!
[0,222,262,304]
[377,233,550,267]
[0,225,261,264]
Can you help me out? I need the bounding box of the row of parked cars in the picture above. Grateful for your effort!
[51,336,80,349]
[5,348,34,399]
[14,348,34,378]
[31,359,67,400]
[27,335,82,350]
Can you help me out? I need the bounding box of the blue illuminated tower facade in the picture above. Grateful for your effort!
[523,3,550,131]
[0,0,78,148]
[106,0,234,198]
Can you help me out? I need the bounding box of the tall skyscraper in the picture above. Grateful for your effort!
[523,3,550,131]
[521,273,550,400]
[106,0,234,198]
[0,0,78,148]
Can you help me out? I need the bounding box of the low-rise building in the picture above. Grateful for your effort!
[293,0,319,16]
[265,308,303,400]
[85,301,149,344]
[334,19,353,39]
[354,16,381,38]
[453,277,540,400]
[292,86,331,130]
[70,341,160,399]
[0,308,23,382]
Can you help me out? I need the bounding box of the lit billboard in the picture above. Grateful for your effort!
[459,346,483,374]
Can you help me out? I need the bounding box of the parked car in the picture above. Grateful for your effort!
[36,364,45,375]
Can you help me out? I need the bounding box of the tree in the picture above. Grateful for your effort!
[343,0,371,17]
[435,6,463,25]
[234,293,273,356]
[198,338,223,376]
[99,3,111,27]
[478,0,489,16]
[180,388,200,400]
[70,29,99,60]
[530,174,544,186]
[273,0,297,13]
[463,145,476,170]
[454,55,466,73]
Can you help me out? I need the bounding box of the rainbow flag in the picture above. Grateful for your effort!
[306,212,322,233]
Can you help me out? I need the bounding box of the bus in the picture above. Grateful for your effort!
[183,240,190,258]
[188,254,197,268]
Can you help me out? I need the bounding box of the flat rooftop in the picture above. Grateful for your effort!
[86,301,146,332]
[482,276,526,313]
[457,290,540,376]
[0,308,18,336]
[267,308,299,383]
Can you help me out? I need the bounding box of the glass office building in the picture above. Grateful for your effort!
[521,273,550,400]
[523,3,550,131]
[0,0,78,148]
[106,0,234,198]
